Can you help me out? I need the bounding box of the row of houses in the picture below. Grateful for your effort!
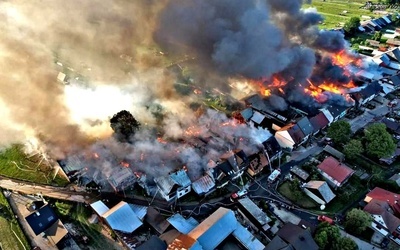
[60,136,283,202]
[359,14,393,33]
[90,200,269,250]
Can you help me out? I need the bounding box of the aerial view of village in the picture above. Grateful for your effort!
[5,0,400,249]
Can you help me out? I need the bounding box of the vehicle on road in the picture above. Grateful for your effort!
[268,169,281,183]
[318,215,335,225]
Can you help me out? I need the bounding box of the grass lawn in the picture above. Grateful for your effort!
[0,190,30,250]
[278,182,318,209]
[0,144,69,186]
[304,0,379,29]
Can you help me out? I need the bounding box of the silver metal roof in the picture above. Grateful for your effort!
[129,204,148,221]
[304,181,336,203]
[192,175,215,195]
[90,200,110,216]
[167,214,199,234]
[102,201,142,233]
[233,224,265,250]
[238,197,271,225]
[188,207,237,250]
[170,169,191,187]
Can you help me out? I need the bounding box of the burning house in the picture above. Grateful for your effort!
[107,167,137,193]
[351,81,383,107]
[209,149,249,188]
[247,136,282,176]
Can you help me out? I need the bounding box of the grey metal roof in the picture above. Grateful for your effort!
[155,175,176,194]
[323,145,344,161]
[129,204,148,221]
[304,181,336,203]
[188,207,237,250]
[107,167,136,188]
[251,111,266,124]
[167,214,199,234]
[192,175,215,195]
[232,223,265,250]
[170,169,191,187]
[238,197,271,226]
[90,200,110,216]
[296,117,314,136]
[62,155,86,173]
[102,201,142,233]
[290,166,310,181]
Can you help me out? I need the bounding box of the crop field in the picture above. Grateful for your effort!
[0,144,69,186]
[304,0,380,29]
[0,190,30,250]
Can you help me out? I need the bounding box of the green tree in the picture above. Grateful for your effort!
[327,120,352,145]
[314,222,341,250]
[343,139,363,160]
[344,208,372,235]
[110,110,141,142]
[364,123,396,158]
[373,31,382,41]
[333,237,358,250]
[344,17,360,35]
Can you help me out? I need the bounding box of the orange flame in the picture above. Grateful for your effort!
[157,137,167,144]
[120,161,130,168]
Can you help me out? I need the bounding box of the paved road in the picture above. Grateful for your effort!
[0,178,93,203]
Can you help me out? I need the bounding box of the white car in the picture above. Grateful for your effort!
[231,189,248,200]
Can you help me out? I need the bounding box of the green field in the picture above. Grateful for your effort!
[304,0,380,29]
[0,190,30,250]
[0,144,69,186]
[278,182,318,208]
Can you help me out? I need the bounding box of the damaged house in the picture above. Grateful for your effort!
[248,136,282,176]
[210,150,249,188]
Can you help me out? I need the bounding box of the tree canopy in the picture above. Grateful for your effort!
[344,208,372,235]
[343,139,363,160]
[314,222,341,250]
[110,110,140,142]
[333,237,358,250]
[364,123,396,158]
[327,120,351,145]
[344,17,360,35]
[314,222,357,250]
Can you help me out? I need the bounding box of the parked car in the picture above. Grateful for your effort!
[231,189,248,200]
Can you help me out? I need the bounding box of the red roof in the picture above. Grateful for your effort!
[365,187,400,213]
[317,157,354,184]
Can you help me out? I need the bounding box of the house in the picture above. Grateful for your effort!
[382,118,400,135]
[167,214,199,234]
[25,205,69,246]
[323,145,345,161]
[296,116,314,140]
[90,200,110,217]
[274,123,306,150]
[136,235,167,250]
[167,207,265,250]
[237,197,272,232]
[191,174,215,196]
[351,81,383,107]
[211,150,249,187]
[145,207,171,235]
[317,156,355,189]
[389,173,400,187]
[325,105,348,122]
[302,181,336,205]
[57,72,67,84]
[265,223,319,250]
[380,148,400,165]
[290,166,310,182]
[319,108,334,125]
[363,199,400,245]
[154,168,192,201]
[364,187,400,217]
[309,111,330,135]
[101,201,143,234]
[248,136,282,176]
[107,167,137,192]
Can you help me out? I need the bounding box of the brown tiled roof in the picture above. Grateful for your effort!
[364,199,400,233]
[365,187,400,217]
[317,156,354,183]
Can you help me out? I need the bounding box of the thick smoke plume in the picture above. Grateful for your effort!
[1,0,357,184]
